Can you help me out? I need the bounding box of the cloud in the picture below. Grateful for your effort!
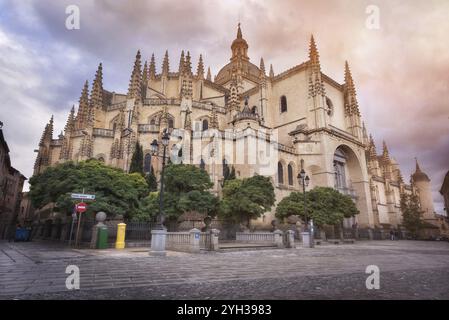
[0,0,447,213]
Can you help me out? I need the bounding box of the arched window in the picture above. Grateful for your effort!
[334,147,347,189]
[144,153,152,173]
[278,162,284,184]
[288,164,294,186]
[202,119,209,131]
[251,106,258,114]
[280,95,287,113]
[150,119,156,126]
[326,97,334,116]
[97,157,105,163]
[168,119,174,129]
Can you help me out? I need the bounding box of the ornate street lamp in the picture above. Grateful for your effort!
[150,130,171,230]
[298,169,313,248]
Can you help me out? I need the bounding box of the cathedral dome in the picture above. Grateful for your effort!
[215,24,260,85]
[215,60,260,84]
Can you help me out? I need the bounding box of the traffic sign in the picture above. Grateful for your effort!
[76,202,87,213]
[71,193,95,200]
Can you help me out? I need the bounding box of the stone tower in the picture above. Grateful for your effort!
[412,159,435,219]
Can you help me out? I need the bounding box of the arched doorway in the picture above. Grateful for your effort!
[333,145,364,229]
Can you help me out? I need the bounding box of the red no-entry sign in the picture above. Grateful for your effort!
[76,202,87,213]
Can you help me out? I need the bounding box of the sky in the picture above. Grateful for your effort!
[0,0,448,214]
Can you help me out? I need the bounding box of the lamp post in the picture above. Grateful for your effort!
[298,169,313,248]
[150,130,171,230]
[149,130,171,256]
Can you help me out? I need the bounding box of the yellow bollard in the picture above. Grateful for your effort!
[115,223,126,249]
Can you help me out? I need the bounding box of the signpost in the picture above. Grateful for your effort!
[74,202,87,248]
[71,193,95,200]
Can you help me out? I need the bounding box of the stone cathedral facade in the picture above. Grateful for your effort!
[34,25,437,233]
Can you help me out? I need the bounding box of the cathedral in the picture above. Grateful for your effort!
[33,25,439,234]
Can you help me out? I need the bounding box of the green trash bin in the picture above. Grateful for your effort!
[97,227,108,249]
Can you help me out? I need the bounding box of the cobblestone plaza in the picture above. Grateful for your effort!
[1,240,448,299]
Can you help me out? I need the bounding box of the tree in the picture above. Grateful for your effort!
[219,175,276,228]
[135,164,218,221]
[145,166,158,192]
[129,141,143,175]
[29,160,148,219]
[400,192,424,238]
[276,187,359,227]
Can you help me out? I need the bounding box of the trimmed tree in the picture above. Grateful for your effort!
[219,175,276,228]
[135,164,218,221]
[276,187,359,227]
[29,160,148,219]
[400,192,424,239]
[129,141,143,175]
[145,166,158,192]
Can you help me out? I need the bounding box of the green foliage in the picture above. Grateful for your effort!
[276,187,359,226]
[219,175,276,226]
[135,164,218,221]
[29,160,148,218]
[164,164,213,193]
[145,166,158,192]
[129,141,144,175]
[400,192,424,238]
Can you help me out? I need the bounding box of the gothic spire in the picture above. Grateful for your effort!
[127,50,142,101]
[178,50,185,74]
[308,35,325,98]
[185,51,192,76]
[210,105,219,129]
[368,135,377,160]
[149,53,156,79]
[64,106,75,134]
[206,67,212,81]
[309,34,320,68]
[39,116,53,146]
[259,57,266,76]
[269,64,274,78]
[382,140,390,163]
[197,54,204,79]
[142,60,148,99]
[162,50,169,75]
[76,80,89,129]
[344,61,360,116]
[228,70,239,112]
[90,63,104,109]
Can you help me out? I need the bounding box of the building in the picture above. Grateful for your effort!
[18,192,35,226]
[0,122,27,238]
[33,25,431,234]
[440,170,449,217]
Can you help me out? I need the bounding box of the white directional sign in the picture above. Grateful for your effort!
[71,193,95,200]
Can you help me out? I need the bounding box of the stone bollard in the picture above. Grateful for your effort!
[90,212,107,249]
[301,231,314,248]
[115,223,126,249]
[273,229,284,248]
[189,228,201,253]
[285,230,296,248]
[211,229,220,251]
[150,229,167,256]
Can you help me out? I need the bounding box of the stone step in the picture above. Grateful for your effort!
[217,244,279,252]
